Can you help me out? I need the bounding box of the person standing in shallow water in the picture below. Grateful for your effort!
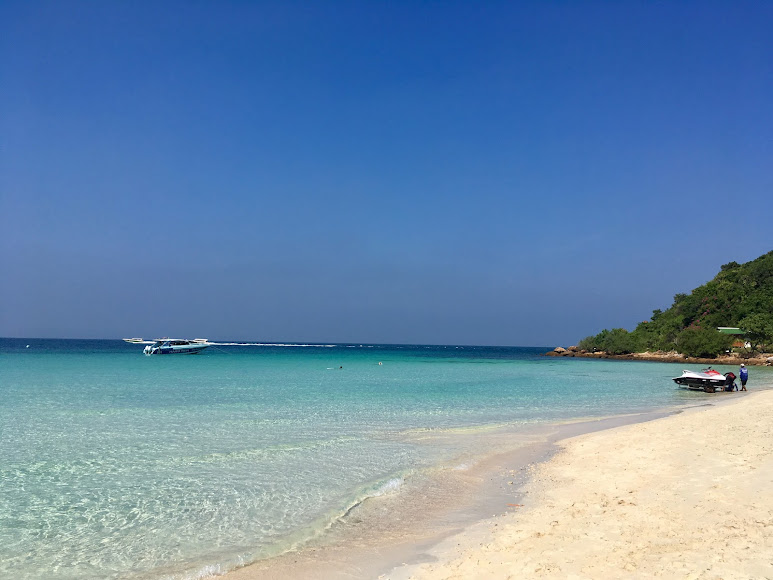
[739,364,748,391]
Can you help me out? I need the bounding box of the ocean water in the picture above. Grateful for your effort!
[1,338,766,579]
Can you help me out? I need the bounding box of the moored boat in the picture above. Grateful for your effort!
[672,367,736,392]
[143,338,210,355]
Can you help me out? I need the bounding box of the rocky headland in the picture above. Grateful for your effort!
[546,346,773,366]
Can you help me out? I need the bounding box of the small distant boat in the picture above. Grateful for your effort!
[123,337,147,343]
[143,338,210,355]
[672,367,736,392]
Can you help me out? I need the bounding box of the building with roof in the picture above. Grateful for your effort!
[717,327,750,348]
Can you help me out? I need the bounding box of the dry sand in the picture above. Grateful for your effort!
[390,390,773,579]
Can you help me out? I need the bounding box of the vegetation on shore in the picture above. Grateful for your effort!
[578,251,773,358]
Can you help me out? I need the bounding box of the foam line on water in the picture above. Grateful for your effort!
[208,342,337,347]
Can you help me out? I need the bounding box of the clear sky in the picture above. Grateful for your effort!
[1,1,771,346]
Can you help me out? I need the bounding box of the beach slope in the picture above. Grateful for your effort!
[398,391,773,579]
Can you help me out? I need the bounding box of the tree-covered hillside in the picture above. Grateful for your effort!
[578,251,773,357]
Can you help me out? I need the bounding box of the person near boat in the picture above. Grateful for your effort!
[724,372,738,391]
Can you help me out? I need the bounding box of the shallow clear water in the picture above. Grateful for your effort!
[1,339,765,579]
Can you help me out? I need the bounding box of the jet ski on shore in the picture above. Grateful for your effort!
[672,367,736,392]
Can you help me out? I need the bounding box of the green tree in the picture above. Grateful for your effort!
[577,334,601,351]
[602,328,638,354]
[738,313,773,352]
[675,327,733,358]
[577,328,638,354]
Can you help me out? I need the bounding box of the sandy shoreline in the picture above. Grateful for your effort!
[219,378,773,580]
[391,387,773,579]
[220,411,685,580]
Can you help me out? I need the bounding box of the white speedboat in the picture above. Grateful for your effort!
[143,338,210,355]
[672,368,735,392]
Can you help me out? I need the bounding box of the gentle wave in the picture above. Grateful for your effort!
[209,342,337,347]
[334,476,406,523]
[369,476,404,497]
[172,436,363,466]
[200,475,409,577]
[1,436,366,477]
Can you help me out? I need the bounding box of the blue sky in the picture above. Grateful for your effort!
[1,1,771,345]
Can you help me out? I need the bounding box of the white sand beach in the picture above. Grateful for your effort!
[393,389,773,579]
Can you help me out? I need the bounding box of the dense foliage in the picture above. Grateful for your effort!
[578,251,773,356]
[673,326,734,358]
[577,328,638,355]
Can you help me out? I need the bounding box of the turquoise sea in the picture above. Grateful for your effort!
[2,338,769,579]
